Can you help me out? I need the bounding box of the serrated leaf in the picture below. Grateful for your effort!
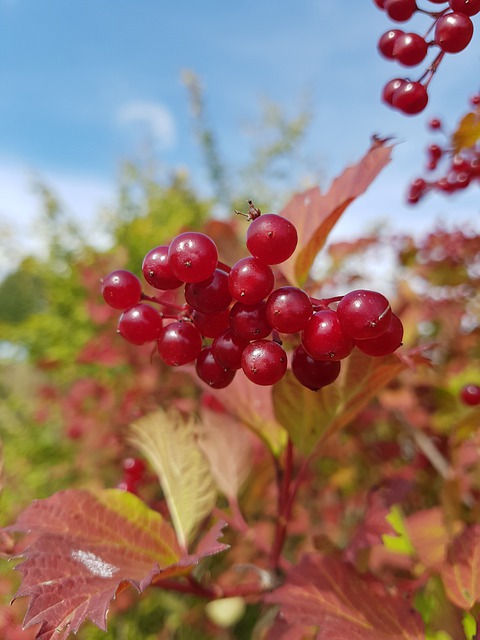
[451,112,480,154]
[441,524,480,611]
[405,507,460,570]
[273,349,415,456]
[278,140,393,286]
[5,489,228,640]
[265,553,424,639]
[129,409,217,551]
[196,406,253,500]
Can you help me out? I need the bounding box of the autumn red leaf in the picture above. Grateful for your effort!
[265,553,424,640]
[5,489,228,640]
[277,140,393,286]
[441,524,480,611]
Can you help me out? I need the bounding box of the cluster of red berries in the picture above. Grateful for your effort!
[101,202,404,391]
[375,0,478,115]
[407,96,480,202]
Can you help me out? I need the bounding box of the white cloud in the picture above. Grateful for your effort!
[117,100,176,149]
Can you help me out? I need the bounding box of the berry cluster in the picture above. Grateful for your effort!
[102,202,404,391]
[407,96,480,202]
[375,0,478,115]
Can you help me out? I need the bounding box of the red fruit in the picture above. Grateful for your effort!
[191,308,230,338]
[301,310,355,361]
[195,348,236,389]
[355,314,404,357]
[168,232,218,283]
[291,345,341,391]
[384,0,417,21]
[228,257,275,305]
[392,81,429,115]
[460,384,480,406]
[337,289,392,340]
[118,304,163,345]
[102,270,142,310]
[157,321,203,366]
[212,329,249,370]
[246,214,298,265]
[241,340,287,386]
[393,33,428,66]
[266,286,313,334]
[382,78,407,106]
[378,29,404,59]
[142,246,183,290]
[435,12,474,53]
[449,0,480,17]
[184,269,232,313]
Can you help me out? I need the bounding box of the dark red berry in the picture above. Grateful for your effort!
[435,12,474,53]
[184,269,232,313]
[460,384,480,406]
[355,313,404,357]
[449,0,480,17]
[337,289,392,340]
[212,329,249,370]
[168,232,218,283]
[301,310,355,361]
[384,0,417,22]
[382,78,407,106]
[191,308,230,338]
[392,81,429,115]
[378,29,405,59]
[196,348,236,389]
[291,345,341,391]
[229,301,272,340]
[393,33,428,66]
[228,257,275,305]
[266,286,313,334]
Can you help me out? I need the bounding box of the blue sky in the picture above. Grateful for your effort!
[1,0,479,274]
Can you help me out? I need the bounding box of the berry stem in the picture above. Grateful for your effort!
[310,295,344,310]
[234,199,262,221]
[141,292,189,312]
[270,438,295,568]
[151,575,267,600]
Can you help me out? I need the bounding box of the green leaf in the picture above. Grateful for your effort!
[129,409,218,551]
[382,505,415,556]
[273,348,415,456]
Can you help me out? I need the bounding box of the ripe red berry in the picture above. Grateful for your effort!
[191,309,230,338]
[228,257,275,305]
[246,213,298,265]
[301,310,355,361]
[428,118,442,130]
[241,340,287,386]
[102,270,143,310]
[435,12,474,53]
[168,232,218,283]
[265,286,313,334]
[212,329,249,370]
[184,269,232,313]
[157,321,203,366]
[384,0,417,22]
[378,29,405,59]
[393,33,429,66]
[460,383,480,406]
[392,81,429,115]
[337,289,392,340]
[118,304,163,345]
[382,78,407,106]
[196,348,236,388]
[449,0,480,17]
[291,345,341,391]
[229,301,272,340]
[142,246,183,290]
[355,313,404,357]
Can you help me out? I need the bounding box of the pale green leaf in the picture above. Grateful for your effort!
[129,409,217,551]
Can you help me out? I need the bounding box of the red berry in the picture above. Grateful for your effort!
[196,348,236,388]
[384,0,417,22]
[229,301,272,340]
[355,314,404,357]
[102,270,142,310]
[123,457,146,482]
[168,232,218,283]
[241,340,287,386]
[393,33,429,66]
[378,29,405,59]
[435,12,474,53]
[212,329,249,370]
[228,257,275,305]
[142,246,183,290]
[301,310,355,361]
[392,81,429,115]
[382,78,407,106]
[191,308,230,338]
[184,269,232,313]
[265,286,313,333]
[449,0,480,16]
[291,345,341,391]
[428,118,442,130]
[246,214,298,265]
[337,289,392,340]
[460,384,480,406]
[118,304,163,345]
[157,321,203,366]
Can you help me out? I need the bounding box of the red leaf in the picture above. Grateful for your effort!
[6,489,228,639]
[265,554,424,640]
[441,524,480,611]
[278,140,393,285]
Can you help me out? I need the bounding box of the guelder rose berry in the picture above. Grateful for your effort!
[168,232,218,283]
[246,213,298,265]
